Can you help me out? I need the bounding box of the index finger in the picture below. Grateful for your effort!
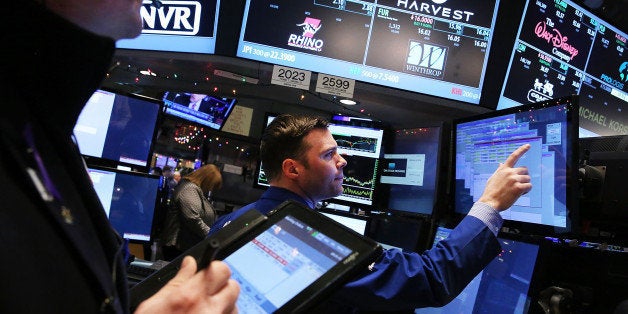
[501,144,531,168]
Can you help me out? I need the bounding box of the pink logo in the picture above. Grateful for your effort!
[296,18,322,38]
[534,21,579,60]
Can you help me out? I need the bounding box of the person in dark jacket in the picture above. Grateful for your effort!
[209,114,532,312]
[0,0,238,313]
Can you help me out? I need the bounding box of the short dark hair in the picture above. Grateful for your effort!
[260,114,329,182]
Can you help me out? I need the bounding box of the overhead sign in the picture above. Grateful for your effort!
[221,105,253,136]
[315,73,355,98]
[271,65,311,90]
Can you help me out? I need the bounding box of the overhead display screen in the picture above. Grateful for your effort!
[496,0,628,138]
[236,0,500,104]
[117,0,220,54]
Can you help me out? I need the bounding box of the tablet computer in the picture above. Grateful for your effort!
[130,200,383,313]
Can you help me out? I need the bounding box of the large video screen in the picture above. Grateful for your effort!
[454,95,578,234]
[116,0,221,54]
[236,0,501,104]
[379,127,442,216]
[74,89,161,168]
[163,91,237,130]
[496,0,627,138]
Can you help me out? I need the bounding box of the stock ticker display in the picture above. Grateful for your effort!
[497,0,628,137]
[237,0,500,104]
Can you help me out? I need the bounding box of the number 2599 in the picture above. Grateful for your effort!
[322,77,350,89]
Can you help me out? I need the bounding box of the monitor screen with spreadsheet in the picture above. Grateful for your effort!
[453,95,578,233]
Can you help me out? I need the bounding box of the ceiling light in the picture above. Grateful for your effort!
[339,99,357,105]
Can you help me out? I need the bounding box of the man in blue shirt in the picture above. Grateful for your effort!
[210,114,532,312]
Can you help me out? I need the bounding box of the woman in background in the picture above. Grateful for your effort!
[161,164,222,260]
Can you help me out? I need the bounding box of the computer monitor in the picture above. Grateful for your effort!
[453,95,579,235]
[319,210,370,236]
[74,89,161,168]
[255,116,385,209]
[579,135,628,240]
[367,214,423,252]
[327,123,384,208]
[379,126,443,216]
[87,166,161,242]
[254,113,277,188]
[415,234,542,314]
[162,91,237,130]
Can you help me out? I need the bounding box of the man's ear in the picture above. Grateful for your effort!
[282,159,300,179]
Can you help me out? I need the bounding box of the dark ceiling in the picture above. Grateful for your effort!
[103,49,493,132]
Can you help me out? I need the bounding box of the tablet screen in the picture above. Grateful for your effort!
[224,215,353,313]
[128,201,382,313]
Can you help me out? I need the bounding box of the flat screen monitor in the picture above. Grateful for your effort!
[254,113,277,188]
[74,89,161,168]
[320,210,369,236]
[367,214,422,252]
[453,95,578,235]
[327,123,383,207]
[380,127,442,215]
[254,115,384,208]
[236,0,501,104]
[579,135,628,225]
[162,91,237,130]
[87,166,161,242]
[495,0,627,138]
[116,0,221,54]
[154,154,179,169]
[415,235,541,314]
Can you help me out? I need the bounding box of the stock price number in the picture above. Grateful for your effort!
[316,73,355,98]
[322,76,351,90]
[448,34,460,43]
[277,68,306,81]
[271,65,311,90]
[474,40,487,48]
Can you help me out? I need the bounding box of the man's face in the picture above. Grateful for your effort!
[296,128,347,202]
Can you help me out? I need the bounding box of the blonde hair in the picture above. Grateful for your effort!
[184,164,222,194]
